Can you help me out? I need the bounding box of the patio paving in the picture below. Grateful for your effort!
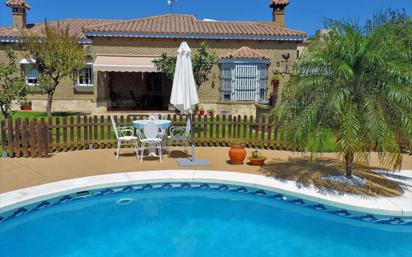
[1,147,411,193]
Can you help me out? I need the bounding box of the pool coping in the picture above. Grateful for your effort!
[1,170,411,218]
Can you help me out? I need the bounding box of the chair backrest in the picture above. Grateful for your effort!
[143,121,159,139]
[185,118,191,136]
[147,114,159,121]
[110,116,119,139]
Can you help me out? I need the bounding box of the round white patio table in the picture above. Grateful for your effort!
[132,120,172,157]
[132,119,172,130]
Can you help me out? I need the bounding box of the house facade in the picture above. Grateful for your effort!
[0,0,307,116]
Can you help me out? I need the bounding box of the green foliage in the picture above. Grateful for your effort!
[275,10,412,178]
[249,150,266,160]
[22,21,86,116]
[153,42,216,88]
[192,42,216,87]
[152,53,176,79]
[0,49,26,118]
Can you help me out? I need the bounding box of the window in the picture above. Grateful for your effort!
[21,62,39,86]
[77,57,93,86]
[219,60,269,102]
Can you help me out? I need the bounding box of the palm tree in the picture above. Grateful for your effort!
[276,11,412,179]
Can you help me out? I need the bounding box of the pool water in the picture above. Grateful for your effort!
[0,189,411,257]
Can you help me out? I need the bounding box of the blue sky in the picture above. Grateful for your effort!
[0,0,411,35]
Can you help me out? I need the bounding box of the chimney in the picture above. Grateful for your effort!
[269,0,289,27]
[5,0,31,29]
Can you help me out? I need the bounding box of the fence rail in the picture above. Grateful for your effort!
[1,114,282,158]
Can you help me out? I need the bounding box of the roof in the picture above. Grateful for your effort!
[5,0,30,9]
[221,46,269,60]
[84,14,306,41]
[0,18,117,42]
[0,14,306,42]
[269,0,289,7]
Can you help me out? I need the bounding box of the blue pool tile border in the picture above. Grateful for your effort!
[0,182,411,226]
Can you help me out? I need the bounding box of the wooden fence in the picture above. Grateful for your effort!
[1,114,283,158]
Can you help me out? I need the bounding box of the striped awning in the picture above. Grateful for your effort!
[93,56,157,72]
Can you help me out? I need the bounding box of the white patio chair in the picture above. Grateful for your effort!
[159,114,169,120]
[146,114,159,121]
[110,116,139,159]
[165,119,191,157]
[137,121,163,163]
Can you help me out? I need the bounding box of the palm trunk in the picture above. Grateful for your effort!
[345,152,354,179]
[46,92,53,117]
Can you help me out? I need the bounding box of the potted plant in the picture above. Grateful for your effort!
[248,150,267,166]
[20,100,32,111]
[199,107,205,116]
[228,140,246,165]
[207,109,215,116]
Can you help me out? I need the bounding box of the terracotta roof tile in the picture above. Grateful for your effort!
[0,14,306,41]
[0,19,117,39]
[221,46,269,60]
[5,0,30,9]
[84,14,306,39]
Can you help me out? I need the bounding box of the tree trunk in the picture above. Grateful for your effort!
[46,92,53,117]
[345,152,354,179]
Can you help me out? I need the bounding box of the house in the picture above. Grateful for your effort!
[0,0,307,116]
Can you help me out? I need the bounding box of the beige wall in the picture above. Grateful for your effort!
[1,37,301,115]
[92,37,299,104]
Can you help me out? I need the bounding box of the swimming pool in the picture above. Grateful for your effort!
[0,182,411,257]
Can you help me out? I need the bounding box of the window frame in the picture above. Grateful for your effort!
[20,60,39,86]
[76,57,94,87]
[219,58,270,102]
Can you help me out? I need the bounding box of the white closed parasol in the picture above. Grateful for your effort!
[170,42,209,166]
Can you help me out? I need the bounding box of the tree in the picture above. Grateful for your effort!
[153,42,216,89]
[0,49,26,118]
[23,21,86,117]
[275,10,412,179]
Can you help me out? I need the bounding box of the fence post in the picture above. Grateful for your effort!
[30,119,37,157]
[88,116,93,149]
[216,115,220,146]
[69,116,75,151]
[1,120,7,158]
[107,115,113,148]
[14,118,22,157]
[36,119,43,157]
[83,116,88,149]
[62,117,68,151]
[248,115,253,148]
[228,115,232,145]
[55,117,60,152]
[222,115,226,146]
[42,119,50,157]
[7,119,14,157]
[22,118,29,157]
[100,115,105,149]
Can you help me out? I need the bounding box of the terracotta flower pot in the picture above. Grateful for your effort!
[21,106,32,111]
[248,158,267,166]
[229,145,246,165]
[199,110,205,116]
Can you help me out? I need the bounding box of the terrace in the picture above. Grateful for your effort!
[1,113,412,220]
